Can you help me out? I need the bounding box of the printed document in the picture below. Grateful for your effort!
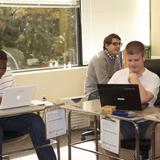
[100,118,120,154]
[45,108,66,139]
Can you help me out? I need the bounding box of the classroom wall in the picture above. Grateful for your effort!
[14,67,87,103]
[81,0,150,63]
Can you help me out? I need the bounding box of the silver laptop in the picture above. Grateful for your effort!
[0,85,35,109]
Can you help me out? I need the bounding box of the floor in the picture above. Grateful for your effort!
[2,129,135,160]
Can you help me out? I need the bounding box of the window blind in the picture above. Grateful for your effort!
[81,0,150,64]
[0,0,79,6]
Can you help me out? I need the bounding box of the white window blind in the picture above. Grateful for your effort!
[81,0,150,64]
[0,0,79,5]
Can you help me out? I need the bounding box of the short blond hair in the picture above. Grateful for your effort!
[125,41,145,57]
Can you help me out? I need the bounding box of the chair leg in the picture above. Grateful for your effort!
[81,128,100,141]
[56,137,61,160]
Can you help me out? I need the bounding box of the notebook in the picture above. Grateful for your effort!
[0,85,35,110]
[97,84,148,111]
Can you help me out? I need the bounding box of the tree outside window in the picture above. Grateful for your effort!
[0,7,78,70]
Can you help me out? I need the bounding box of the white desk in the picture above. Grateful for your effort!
[62,99,160,160]
[0,104,46,118]
[0,102,61,160]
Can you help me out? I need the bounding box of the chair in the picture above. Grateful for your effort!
[144,59,160,77]
[0,97,62,160]
[144,59,160,105]
[121,138,151,159]
[2,131,60,160]
[2,131,29,159]
[1,110,61,160]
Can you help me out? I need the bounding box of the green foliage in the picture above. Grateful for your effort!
[0,7,77,69]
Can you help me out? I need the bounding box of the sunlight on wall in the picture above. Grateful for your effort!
[82,0,150,64]
[136,0,150,45]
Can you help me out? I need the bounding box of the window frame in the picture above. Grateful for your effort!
[0,1,83,73]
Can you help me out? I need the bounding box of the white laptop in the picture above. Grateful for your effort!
[0,85,35,110]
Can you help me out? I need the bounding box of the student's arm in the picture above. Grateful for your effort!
[94,58,111,84]
[128,73,153,104]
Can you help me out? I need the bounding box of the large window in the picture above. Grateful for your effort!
[0,1,80,70]
[0,0,151,70]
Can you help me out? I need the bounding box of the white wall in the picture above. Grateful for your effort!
[14,67,87,103]
[151,0,160,56]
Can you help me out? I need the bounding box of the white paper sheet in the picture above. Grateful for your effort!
[45,108,66,139]
[100,118,120,154]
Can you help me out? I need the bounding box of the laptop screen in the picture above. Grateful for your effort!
[97,84,143,111]
[0,85,35,109]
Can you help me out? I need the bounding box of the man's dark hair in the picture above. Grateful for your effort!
[125,41,145,57]
[103,33,121,50]
[0,50,8,61]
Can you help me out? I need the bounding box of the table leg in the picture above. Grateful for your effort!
[151,122,157,160]
[132,122,140,160]
[94,115,99,160]
[68,111,72,160]
[56,137,61,160]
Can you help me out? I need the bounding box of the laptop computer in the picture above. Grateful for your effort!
[0,85,35,110]
[97,84,147,111]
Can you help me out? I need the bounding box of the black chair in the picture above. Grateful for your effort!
[121,138,151,159]
[144,59,160,77]
[144,59,160,105]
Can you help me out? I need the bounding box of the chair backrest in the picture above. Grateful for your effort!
[144,59,160,77]
[144,59,160,105]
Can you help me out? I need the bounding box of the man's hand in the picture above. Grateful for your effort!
[128,72,141,84]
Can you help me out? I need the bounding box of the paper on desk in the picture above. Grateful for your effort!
[45,108,66,139]
[100,118,120,154]
[32,99,45,105]
[32,99,53,106]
